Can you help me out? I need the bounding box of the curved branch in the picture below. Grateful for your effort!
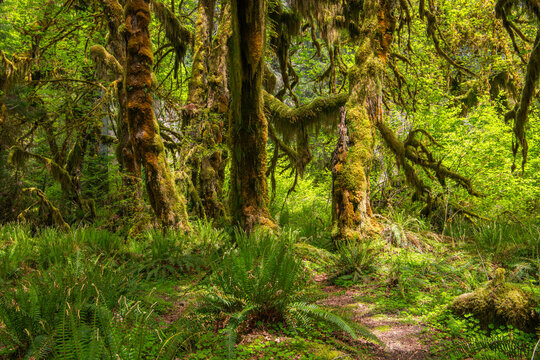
[424,10,477,78]
[263,90,348,131]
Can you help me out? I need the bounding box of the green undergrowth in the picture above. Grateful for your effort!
[1,204,539,359]
[315,210,540,359]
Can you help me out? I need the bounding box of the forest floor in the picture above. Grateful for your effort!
[1,222,538,359]
[319,281,434,359]
[144,225,538,359]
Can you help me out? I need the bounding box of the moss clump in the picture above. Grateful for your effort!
[450,268,538,331]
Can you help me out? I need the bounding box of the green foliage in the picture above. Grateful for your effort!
[202,230,376,358]
[134,226,221,280]
[0,250,140,358]
[0,223,34,286]
[204,229,306,318]
[334,238,379,281]
[75,227,124,255]
[443,315,537,360]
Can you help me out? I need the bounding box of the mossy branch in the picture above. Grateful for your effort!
[504,30,540,172]
[150,0,193,75]
[19,188,70,231]
[376,121,483,215]
[89,45,123,78]
[9,146,76,194]
[0,51,32,91]
[263,90,348,136]
[424,10,477,78]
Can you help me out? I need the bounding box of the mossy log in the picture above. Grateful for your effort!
[450,268,538,332]
[124,0,188,229]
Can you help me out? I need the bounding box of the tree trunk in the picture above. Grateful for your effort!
[184,0,228,221]
[229,0,274,231]
[198,1,230,220]
[124,0,188,228]
[331,0,396,241]
[98,0,146,235]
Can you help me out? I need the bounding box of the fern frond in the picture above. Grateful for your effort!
[225,305,256,359]
[288,302,382,345]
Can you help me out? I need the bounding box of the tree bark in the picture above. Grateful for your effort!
[184,0,228,221]
[229,0,275,231]
[99,0,143,210]
[124,0,188,228]
[198,1,230,220]
[331,0,396,241]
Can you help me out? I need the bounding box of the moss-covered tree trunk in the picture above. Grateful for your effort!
[99,0,143,210]
[331,0,396,241]
[184,0,228,220]
[124,0,188,228]
[186,0,214,112]
[198,1,230,220]
[229,0,274,231]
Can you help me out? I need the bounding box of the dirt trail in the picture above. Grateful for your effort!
[319,284,433,359]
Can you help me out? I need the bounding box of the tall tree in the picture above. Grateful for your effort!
[184,0,229,220]
[92,0,143,224]
[331,0,396,240]
[124,0,188,228]
[229,0,274,231]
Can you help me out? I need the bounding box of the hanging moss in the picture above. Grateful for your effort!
[263,90,348,142]
[151,0,193,75]
[9,146,77,195]
[89,45,123,78]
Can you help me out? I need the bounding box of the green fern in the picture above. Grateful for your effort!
[454,332,536,359]
[202,230,379,358]
[335,238,379,280]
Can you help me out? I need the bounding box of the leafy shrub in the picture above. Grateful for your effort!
[137,229,204,280]
[75,227,123,255]
[35,227,76,269]
[0,223,34,285]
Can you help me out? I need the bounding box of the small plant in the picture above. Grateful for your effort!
[76,227,123,255]
[36,227,75,269]
[138,229,204,280]
[0,223,34,285]
[335,238,379,281]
